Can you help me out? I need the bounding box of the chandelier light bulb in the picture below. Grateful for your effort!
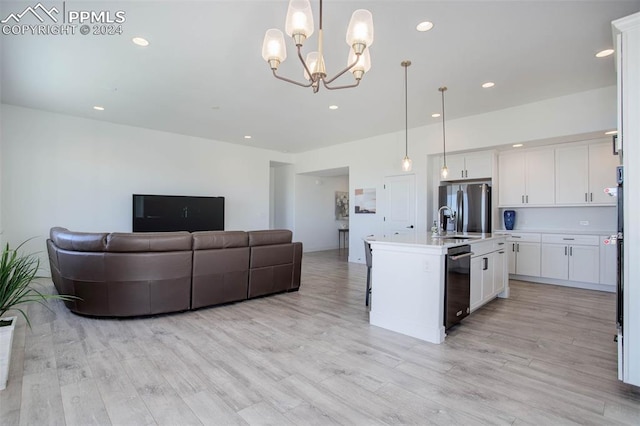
[261,29,287,68]
[285,0,314,41]
[346,9,374,51]
[441,165,449,179]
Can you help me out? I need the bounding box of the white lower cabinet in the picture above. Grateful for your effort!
[470,239,507,312]
[541,235,599,284]
[506,233,541,277]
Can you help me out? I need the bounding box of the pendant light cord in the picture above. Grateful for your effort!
[440,87,447,166]
[405,65,408,156]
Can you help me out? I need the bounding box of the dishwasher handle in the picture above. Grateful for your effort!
[449,252,474,261]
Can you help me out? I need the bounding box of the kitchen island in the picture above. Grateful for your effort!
[368,233,508,344]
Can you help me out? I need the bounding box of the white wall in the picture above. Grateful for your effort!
[0,105,293,258]
[294,174,348,252]
[295,86,617,263]
[271,164,295,231]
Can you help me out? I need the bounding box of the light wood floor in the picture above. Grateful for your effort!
[2,249,639,425]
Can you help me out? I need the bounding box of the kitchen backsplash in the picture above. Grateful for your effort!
[497,206,616,233]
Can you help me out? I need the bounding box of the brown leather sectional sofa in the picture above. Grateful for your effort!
[46,227,302,317]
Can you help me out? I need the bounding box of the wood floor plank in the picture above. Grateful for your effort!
[18,370,65,426]
[60,379,111,426]
[87,349,157,426]
[1,249,639,425]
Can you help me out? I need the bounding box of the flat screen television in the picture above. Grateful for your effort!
[132,194,224,232]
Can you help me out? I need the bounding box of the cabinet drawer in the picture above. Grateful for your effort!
[505,232,541,243]
[471,241,494,257]
[541,234,599,246]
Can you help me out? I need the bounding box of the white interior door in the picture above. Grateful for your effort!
[384,174,416,237]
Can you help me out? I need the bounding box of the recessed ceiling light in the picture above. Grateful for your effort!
[605,130,618,135]
[329,105,339,110]
[595,49,614,58]
[513,144,524,148]
[244,135,252,139]
[93,106,104,111]
[132,37,149,47]
[431,113,441,118]
[482,82,495,88]
[416,21,434,32]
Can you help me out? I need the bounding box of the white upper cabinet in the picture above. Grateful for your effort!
[555,145,589,204]
[588,142,619,204]
[499,149,555,206]
[556,142,618,205]
[442,151,493,181]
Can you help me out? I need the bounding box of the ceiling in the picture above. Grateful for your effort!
[1,1,639,153]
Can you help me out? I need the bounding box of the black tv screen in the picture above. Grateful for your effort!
[132,194,224,232]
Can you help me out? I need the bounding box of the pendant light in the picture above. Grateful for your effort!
[401,60,412,172]
[439,86,448,178]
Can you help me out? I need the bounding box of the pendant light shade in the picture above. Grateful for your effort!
[439,86,448,179]
[401,60,412,172]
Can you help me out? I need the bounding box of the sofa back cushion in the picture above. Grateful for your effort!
[192,231,248,250]
[105,232,192,252]
[50,227,107,252]
[248,230,292,247]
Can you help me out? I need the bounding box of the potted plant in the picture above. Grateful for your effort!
[0,240,75,390]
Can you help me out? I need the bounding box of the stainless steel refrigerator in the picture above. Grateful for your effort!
[438,182,491,233]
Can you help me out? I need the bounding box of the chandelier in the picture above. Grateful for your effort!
[261,0,374,93]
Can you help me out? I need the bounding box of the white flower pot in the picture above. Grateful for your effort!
[0,316,16,391]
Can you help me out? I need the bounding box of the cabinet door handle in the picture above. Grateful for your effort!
[498,242,505,245]
[565,246,567,255]
[461,170,464,178]
[465,170,468,178]
[522,195,525,203]
[526,195,529,203]
[590,193,593,202]
[499,251,505,254]
[570,246,573,256]
[512,243,515,252]
[483,257,488,270]
[562,238,575,241]
[517,243,520,253]
[585,193,588,202]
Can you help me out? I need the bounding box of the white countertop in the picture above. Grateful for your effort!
[367,232,504,254]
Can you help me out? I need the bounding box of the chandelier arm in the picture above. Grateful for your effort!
[323,54,361,85]
[295,45,316,85]
[323,79,361,91]
[272,69,314,88]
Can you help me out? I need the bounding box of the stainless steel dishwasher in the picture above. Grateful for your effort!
[444,245,473,329]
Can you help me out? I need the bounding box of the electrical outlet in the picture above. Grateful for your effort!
[580,220,589,226]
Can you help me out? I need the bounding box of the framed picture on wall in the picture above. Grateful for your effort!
[355,188,376,214]
[335,191,349,219]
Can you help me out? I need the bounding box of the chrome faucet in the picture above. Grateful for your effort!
[436,205,454,236]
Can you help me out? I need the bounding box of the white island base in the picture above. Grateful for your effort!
[368,233,508,344]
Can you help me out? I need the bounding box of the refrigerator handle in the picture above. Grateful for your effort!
[456,189,463,232]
